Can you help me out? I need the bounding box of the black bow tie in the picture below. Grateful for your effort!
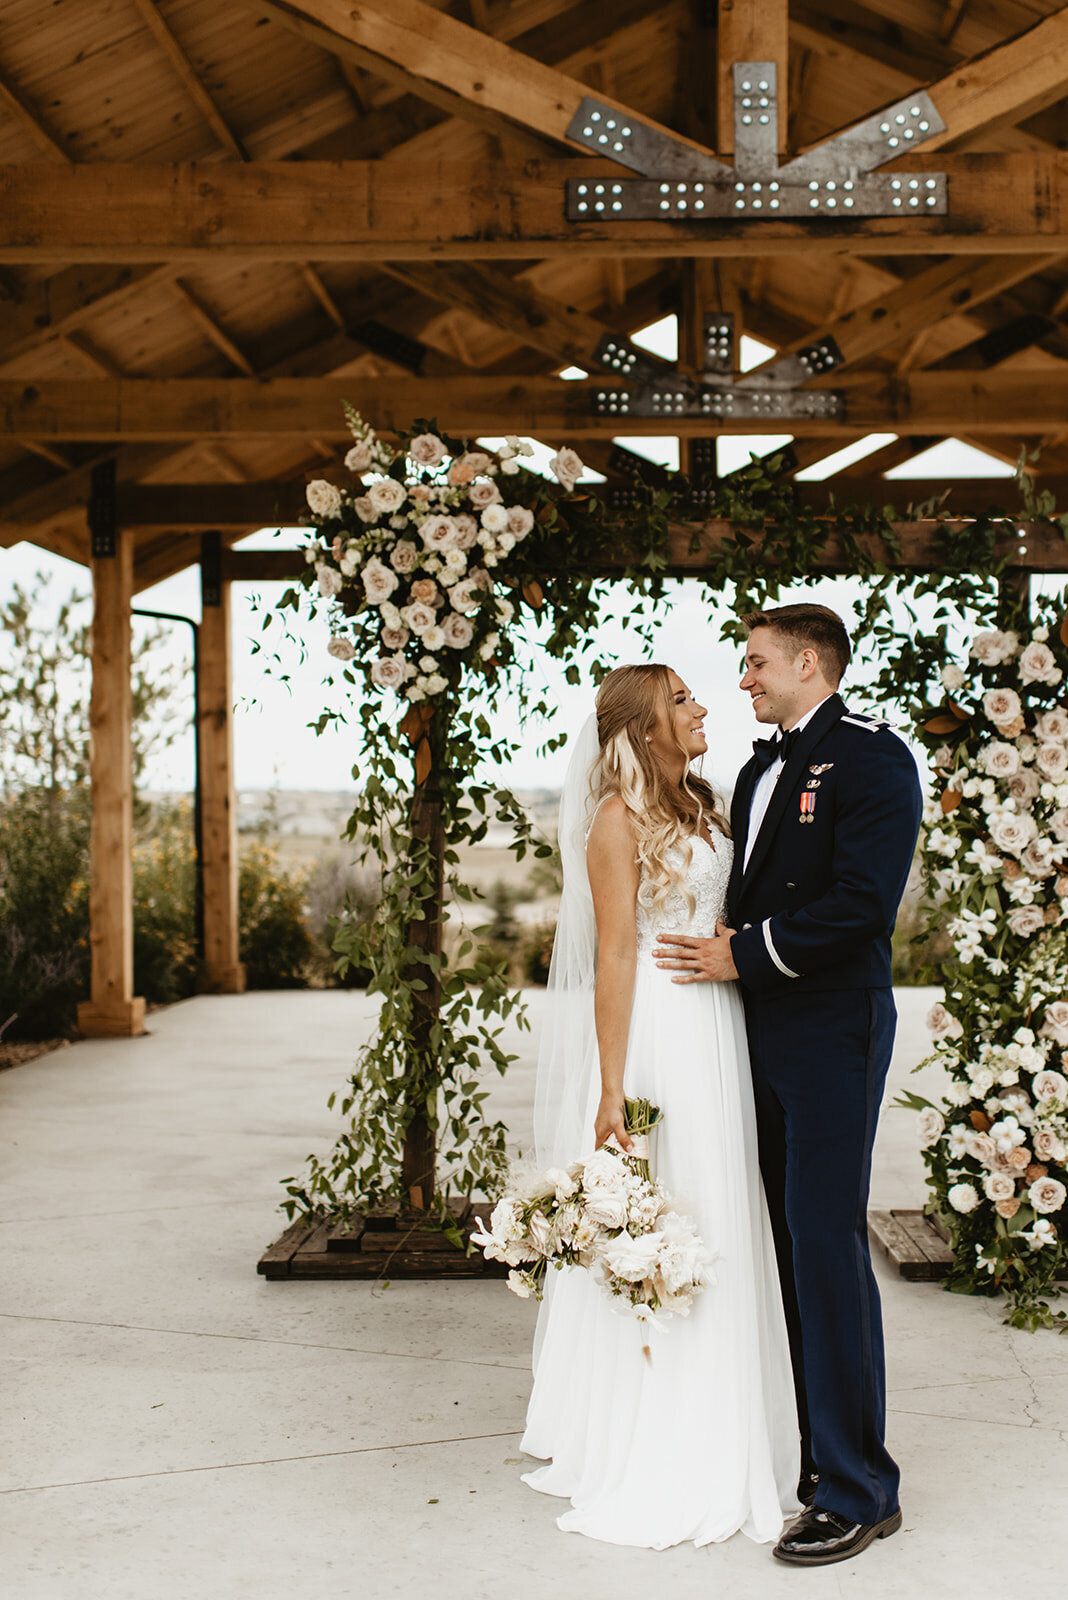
[752,728,800,770]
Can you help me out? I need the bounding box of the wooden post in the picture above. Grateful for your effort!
[400,708,445,1210]
[717,0,789,158]
[197,534,245,993]
[77,474,145,1038]
[678,259,740,483]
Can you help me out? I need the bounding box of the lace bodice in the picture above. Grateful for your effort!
[635,833,733,961]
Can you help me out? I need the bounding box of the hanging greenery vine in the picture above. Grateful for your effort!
[268,408,1068,1324]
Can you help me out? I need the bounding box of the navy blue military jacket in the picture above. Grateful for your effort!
[727,694,923,997]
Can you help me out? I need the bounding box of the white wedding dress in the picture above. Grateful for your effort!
[521,831,801,1549]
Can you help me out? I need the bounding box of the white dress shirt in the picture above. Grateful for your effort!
[743,696,833,870]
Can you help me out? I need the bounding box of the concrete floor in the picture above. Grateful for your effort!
[2,987,1066,1600]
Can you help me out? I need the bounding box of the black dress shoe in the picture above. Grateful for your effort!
[797,1471,819,1507]
[773,1505,903,1566]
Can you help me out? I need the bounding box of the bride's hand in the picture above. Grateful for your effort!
[595,1093,633,1152]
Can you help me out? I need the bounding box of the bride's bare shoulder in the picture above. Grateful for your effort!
[586,795,637,858]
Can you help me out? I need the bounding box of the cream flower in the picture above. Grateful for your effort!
[1036,708,1068,742]
[1022,837,1058,878]
[941,664,966,693]
[926,1001,963,1040]
[369,654,408,690]
[967,1131,996,1165]
[441,611,474,649]
[970,629,1018,666]
[410,578,442,607]
[996,1197,1021,1219]
[326,636,356,661]
[550,446,584,492]
[1028,1176,1067,1214]
[1037,742,1068,779]
[421,625,446,651]
[449,577,485,615]
[1009,769,1041,804]
[989,810,1038,855]
[344,440,374,474]
[361,557,399,605]
[452,512,479,550]
[380,625,409,650]
[1020,641,1061,686]
[983,1171,1017,1202]
[352,494,377,524]
[1050,808,1068,844]
[507,505,535,539]
[948,1182,979,1213]
[480,502,509,534]
[981,742,1020,778]
[1038,1003,1068,1046]
[1033,1067,1068,1100]
[918,1107,945,1146]
[408,432,446,468]
[1008,905,1046,937]
[448,450,493,486]
[468,479,502,510]
[367,478,406,516]
[983,687,1022,725]
[390,539,418,573]
[306,479,342,518]
[316,563,342,599]
[1034,1128,1066,1162]
[401,601,436,634]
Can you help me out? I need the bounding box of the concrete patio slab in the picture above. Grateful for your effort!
[2,987,1066,1599]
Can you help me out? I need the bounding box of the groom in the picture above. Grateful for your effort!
[655,603,922,1567]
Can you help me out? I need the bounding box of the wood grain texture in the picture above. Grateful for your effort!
[197,581,245,994]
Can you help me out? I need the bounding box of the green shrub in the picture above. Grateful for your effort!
[133,800,198,1004]
[0,787,90,1039]
[303,855,381,988]
[238,841,313,989]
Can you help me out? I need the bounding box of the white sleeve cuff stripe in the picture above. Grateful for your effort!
[762,920,801,979]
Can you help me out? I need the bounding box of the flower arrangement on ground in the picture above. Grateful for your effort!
[472,1100,714,1350]
[906,611,1068,1328]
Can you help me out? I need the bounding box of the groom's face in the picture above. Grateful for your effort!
[740,627,811,728]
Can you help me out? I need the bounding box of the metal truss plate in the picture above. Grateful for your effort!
[746,336,845,388]
[704,315,734,374]
[565,96,731,181]
[733,62,779,179]
[566,172,947,220]
[592,382,843,422]
[592,332,663,383]
[779,90,946,182]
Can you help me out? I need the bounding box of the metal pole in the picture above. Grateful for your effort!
[131,608,204,966]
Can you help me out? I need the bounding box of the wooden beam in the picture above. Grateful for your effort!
[77,523,146,1038]
[717,0,789,154]
[813,7,1068,158]
[171,280,256,375]
[2,154,1067,261]
[261,0,724,164]
[298,263,346,329]
[119,482,307,525]
[130,0,249,161]
[3,371,1067,438]
[0,266,177,368]
[0,62,71,163]
[198,573,246,994]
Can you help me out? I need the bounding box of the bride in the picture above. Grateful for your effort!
[520,663,800,1548]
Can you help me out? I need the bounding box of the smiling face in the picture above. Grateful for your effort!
[647,669,708,769]
[740,625,824,729]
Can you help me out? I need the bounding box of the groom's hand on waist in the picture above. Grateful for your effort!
[655,922,738,983]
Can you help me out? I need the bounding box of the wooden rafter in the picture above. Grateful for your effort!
[2,371,1067,440]
[0,61,71,163]
[0,266,177,369]
[130,0,249,161]
[716,0,789,153]
[2,154,1067,261]
[170,281,256,376]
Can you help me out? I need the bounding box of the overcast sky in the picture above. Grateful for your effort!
[2,319,1019,796]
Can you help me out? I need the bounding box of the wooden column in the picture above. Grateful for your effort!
[717,0,789,159]
[197,534,245,993]
[678,260,742,483]
[77,494,145,1038]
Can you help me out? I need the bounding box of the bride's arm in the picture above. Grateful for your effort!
[586,798,640,1152]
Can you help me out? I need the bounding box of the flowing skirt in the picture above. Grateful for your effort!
[520,965,800,1548]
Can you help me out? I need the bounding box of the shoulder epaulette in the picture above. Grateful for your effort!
[840,713,890,733]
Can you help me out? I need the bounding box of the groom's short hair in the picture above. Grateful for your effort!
[741,603,851,686]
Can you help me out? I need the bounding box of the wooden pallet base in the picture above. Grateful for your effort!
[868,1209,954,1280]
[257,1203,508,1281]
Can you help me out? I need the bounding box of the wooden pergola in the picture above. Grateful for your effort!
[2,0,1067,1036]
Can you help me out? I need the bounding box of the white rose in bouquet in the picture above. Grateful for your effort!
[1029,1176,1067,1214]
[452,512,479,550]
[507,505,535,539]
[480,502,509,534]
[401,600,437,634]
[983,687,1022,725]
[344,440,374,473]
[448,450,493,486]
[1009,769,1041,803]
[1038,1003,1068,1046]
[600,1230,663,1284]
[1033,1067,1068,1100]
[468,479,502,510]
[449,578,484,615]
[918,1107,945,1146]
[316,563,342,599]
[410,578,442,607]
[970,630,1018,666]
[306,478,342,518]
[421,625,445,651]
[327,636,356,661]
[352,494,376,523]
[550,446,584,492]
[989,810,1038,855]
[1037,742,1068,780]
[361,557,399,604]
[369,654,409,690]
[1034,1128,1067,1163]
[381,626,409,650]
[1020,641,1061,686]
[441,612,474,649]
[366,478,406,517]
[981,742,1021,778]
[926,1001,963,1040]
[390,539,418,573]
[421,514,460,552]
[1036,708,1068,741]
[1050,808,1068,844]
[982,1171,1017,1203]
[527,1209,554,1256]
[408,432,446,468]
[941,665,966,692]
[1008,906,1046,937]
[948,1181,980,1213]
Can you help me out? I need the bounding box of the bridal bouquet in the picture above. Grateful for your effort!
[473,1099,715,1343]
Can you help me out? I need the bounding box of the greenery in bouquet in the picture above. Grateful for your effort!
[904,602,1068,1329]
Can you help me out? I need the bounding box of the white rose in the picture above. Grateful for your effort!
[948,1182,980,1214]
[1034,1128,1066,1163]
[584,1192,629,1230]
[344,441,374,474]
[420,514,460,552]
[1037,742,1068,779]
[1008,905,1046,937]
[480,502,509,534]
[495,597,515,624]
[448,450,493,486]
[306,479,342,518]
[1050,808,1068,844]
[352,494,376,524]
[468,479,501,510]
[1009,769,1041,803]
[989,810,1038,855]
[970,630,1017,666]
[360,557,399,605]
[918,1107,945,1146]
[421,625,445,651]
[327,636,357,661]
[981,742,1020,778]
[408,432,446,468]
[941,665,966,692]
[507,506,535,540]
[479,632,499,661]
[600,1231,663,1282]
[369,654,407,690]
[449,578,484,615]
[983,687,1022,725]
[1028,1176,1067,1214]
[381,626,409,650]
[442,612,474,649]
[549,446,584,492]
[1019,641,1061,686]
[1038,1004,1068,1046]
[1033,1068,1068,1100]
[423,673,448,696]
[401,601,436,635]
[452,512,479,550]
[368,478,406,516]
[983,1171,1017,1203]
[926,1002,963,1040]
[315,563,342,599]
[1036,708,1068,742]
[390,539,418,573]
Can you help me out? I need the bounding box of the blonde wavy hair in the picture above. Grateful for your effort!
[594,664,729,914]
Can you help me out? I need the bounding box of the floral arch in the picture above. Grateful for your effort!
[273,408,1068,1331]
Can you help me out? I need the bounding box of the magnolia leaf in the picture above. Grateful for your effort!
[940,788,963,814]
[521,580,544,610]
[924,713,962,735]
[1061,611,1068,647]
[948,699,972,722]
[414,736,432,787]
[969,1109,992,1132]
